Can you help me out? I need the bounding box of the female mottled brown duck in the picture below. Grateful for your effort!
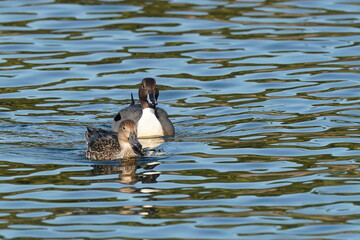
[85,120,143,161]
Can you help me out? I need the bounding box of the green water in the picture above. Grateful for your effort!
[0,0,359,239]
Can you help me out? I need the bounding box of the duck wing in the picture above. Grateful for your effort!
[86,127,120,152]
[111,97,142,132]
[155,107,175,136]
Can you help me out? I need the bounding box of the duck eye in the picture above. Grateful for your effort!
[142,84,145,89]
[122,126,126,131]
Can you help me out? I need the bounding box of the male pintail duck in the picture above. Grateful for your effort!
[112,78,174,138]
[85,120,143,161]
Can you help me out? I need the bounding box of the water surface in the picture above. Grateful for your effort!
[0,0,360,239]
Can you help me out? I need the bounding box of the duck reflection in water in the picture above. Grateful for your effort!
[91,160,161,217]
[91,159,161,185]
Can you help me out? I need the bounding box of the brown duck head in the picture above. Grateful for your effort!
[138,77,159,109]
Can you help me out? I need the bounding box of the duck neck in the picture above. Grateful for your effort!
[140,100,152,109]
[140,96,158,110]
[118,140,136,157]
[117,134,133,152]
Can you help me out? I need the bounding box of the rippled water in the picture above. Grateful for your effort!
[1,0,360,239]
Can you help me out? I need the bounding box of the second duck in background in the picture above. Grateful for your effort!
[112,78,175,138]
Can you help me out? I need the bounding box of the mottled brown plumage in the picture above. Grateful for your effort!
[85,120,143,161]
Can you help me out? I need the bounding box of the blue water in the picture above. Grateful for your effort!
[0,0,359,239]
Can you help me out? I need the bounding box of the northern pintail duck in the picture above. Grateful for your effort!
[85,120,143,161]
[112,78,174,138]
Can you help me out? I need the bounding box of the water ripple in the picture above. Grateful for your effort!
[1,0,360,239]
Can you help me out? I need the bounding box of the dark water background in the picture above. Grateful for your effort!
[0,0,359,239]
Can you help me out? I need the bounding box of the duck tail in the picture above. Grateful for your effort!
[85,127,93,143]
[130,93,135,105]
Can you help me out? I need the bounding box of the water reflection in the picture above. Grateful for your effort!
[138,137,165,149]
[91,159,161,185]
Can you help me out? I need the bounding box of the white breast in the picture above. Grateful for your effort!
[137,108,164,138]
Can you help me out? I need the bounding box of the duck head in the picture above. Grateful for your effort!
[118,120,143,156]
[139,78,159,109]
